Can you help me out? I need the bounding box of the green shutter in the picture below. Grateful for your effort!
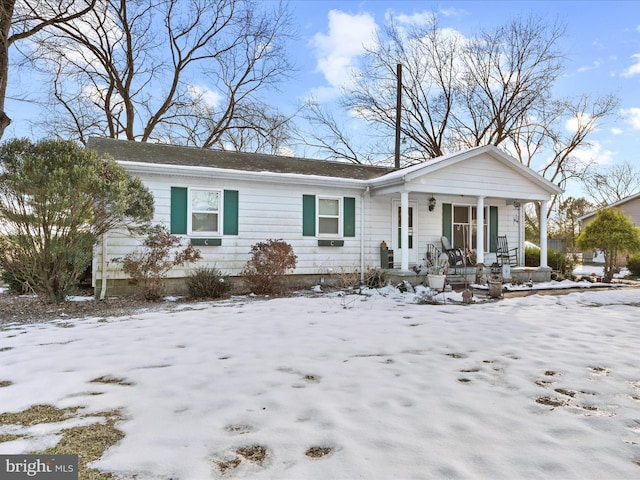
[489,206,498,252]
[303,194,316,236]
[344,197,356,237]
[442,203,452,244]
[170,187,188,234]
[223,190,239,235]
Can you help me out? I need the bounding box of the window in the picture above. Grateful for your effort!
[318,197,341,236]
[396,205,414,249]
[190,189,220,234]
[170,187,238,236]
[302,195,355,238]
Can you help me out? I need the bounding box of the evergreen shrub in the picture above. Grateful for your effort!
[628,254,640,277]
[186,266,230,299]
[524,247,569,275]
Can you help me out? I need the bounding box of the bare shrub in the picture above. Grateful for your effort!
[364,267,386,288]
[119,224,201,300]
[335,267,360,289]
[240,239,297,295]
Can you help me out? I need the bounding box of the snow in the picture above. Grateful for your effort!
[2,284,640,479]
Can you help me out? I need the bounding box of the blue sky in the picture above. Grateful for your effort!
[283,0,640,197]
[5,0,640,197]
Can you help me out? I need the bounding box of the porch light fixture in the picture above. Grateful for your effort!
[429,196,437,211]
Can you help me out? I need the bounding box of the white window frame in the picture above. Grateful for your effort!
[188,188,222,236]
[317,196,343,237]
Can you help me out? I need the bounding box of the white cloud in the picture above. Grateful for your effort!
[621,107,640,129]
[310,10,378,95]
[393,11,436,26]
[437,7,468,17]
[611,127,624,135]
[565,112,594,133]
[570,141,615,166]
[186,84,221,109]
[577,59,601,73]
[621,53,640,77]
[387,7,466,24]
[306,85,341,104]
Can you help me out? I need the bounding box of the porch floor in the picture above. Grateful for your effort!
[385,266,550,289]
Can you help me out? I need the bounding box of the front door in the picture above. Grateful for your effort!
[392,199,418,266]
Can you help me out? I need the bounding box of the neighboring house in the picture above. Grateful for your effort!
[87,137,562,296]
[578,192,640,263]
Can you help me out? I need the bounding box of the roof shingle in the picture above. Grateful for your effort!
[87,137,394,181]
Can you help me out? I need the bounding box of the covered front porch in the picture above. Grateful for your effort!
[372,190,555,276]
[365,146,563,283]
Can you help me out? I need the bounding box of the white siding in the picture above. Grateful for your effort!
[404,153,552,200]
[94,152,546,286]
[98,172,367,281]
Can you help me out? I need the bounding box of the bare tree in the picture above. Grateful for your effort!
[582,160,640,207]
[297,100,363,163]
[550,196,594,250]
[0,0,96,140]
[25,0,295,149]
[510,93,619,217]
[303,13,618,193]
[204,102,295,155]
[452,16,565,148]
[339,14,460,162]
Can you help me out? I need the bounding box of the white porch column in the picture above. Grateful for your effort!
[540,200,549,268]
[401,191,409,271]
[476,196,485,264]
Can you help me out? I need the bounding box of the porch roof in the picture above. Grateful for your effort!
[368,145,563,202]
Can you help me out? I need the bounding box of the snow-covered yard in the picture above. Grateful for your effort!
[1,282,640,479]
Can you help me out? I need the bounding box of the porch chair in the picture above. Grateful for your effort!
[441,236,466,269]
[496,235,518,267]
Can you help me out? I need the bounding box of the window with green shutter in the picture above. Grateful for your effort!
[170,187,238,236]
[302,194,356,238]
[190,189,221,233]
[318,197,341,235]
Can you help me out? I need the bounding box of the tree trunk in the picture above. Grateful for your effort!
[604,248,616,283]
[0,0,16,140]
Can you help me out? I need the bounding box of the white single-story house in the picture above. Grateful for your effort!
[87,137,562,296]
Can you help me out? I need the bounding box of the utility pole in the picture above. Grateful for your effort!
[394,63,402,169]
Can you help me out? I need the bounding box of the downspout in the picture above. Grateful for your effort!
[99,233,108,300]
[360,186,370,283]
